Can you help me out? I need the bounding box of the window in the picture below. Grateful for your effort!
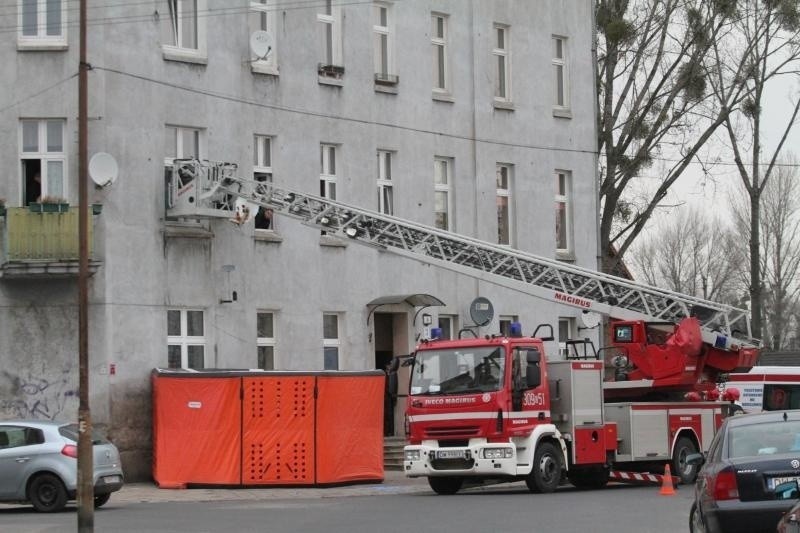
[161,0,207,60]
[496,164,513,245]
[254,135,273,183]
[164,126,203,205]
[434,157,452,231]
[320,144,338,200]
[431,13,450,94]
[377,150,393,215]
[373,3,395,83]
[0,426,44,449]
[553,36,569,109]
[249,0,278,74]
[257,311,275,370]
[558,317,576,357]
[555,171,572,253]
[500,315,519,337]
[20,119,66,206]
[323,313,340,370]
[18,0,66,48]
[438,315,458,340]
[317,0,343,75]
[493,24,511,102]
[167,309,205,369]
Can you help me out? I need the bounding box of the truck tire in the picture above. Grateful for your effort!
[526,442,562,493]
[567,466,610,490]
[673,436,700,485]
[428,476,463,495]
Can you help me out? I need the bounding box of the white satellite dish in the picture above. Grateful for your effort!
[89,152,119,187]
[579,310,602,329]
[250,30,274,61]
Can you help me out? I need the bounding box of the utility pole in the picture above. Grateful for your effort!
[77,0,94,529]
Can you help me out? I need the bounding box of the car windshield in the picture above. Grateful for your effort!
[409,346,504,395]
[728,420,800,458]
[59,424,111,445]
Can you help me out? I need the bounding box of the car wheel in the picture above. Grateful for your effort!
[689,502,706,533]
[28,473,68,513]
[673,436,700,484]
[526,442,562,493]
[94,493,111,508]
[428,476,463,495]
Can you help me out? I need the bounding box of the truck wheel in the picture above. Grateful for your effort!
[526,442,562,493]
[672,436,699,485]
[568,466,610,490]
[428,476,463,495]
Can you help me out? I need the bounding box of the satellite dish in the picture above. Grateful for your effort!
[580,310,602,329]
[250,30,274,61]
[89,152,119,187]
[469,297,494,327]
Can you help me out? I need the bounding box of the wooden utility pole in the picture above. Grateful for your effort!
[77,0,94,529]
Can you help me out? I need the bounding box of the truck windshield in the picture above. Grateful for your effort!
[409,347,504,395]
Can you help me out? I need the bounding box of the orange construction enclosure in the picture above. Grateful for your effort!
[152,369,385,488]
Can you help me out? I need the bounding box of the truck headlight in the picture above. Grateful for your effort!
[482,448,513,459]
[405,449,421,461]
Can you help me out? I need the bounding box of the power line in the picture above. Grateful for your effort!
[0,73,78,114]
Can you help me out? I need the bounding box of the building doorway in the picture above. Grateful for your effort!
[373,312,408,437]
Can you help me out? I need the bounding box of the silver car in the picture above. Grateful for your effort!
[0,420,124,512]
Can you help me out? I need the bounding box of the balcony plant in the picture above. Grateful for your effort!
[29,196,69,213]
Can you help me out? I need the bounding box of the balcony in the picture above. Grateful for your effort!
[0,207,102,279]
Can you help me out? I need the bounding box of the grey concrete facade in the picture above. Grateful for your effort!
[0,0,598,480]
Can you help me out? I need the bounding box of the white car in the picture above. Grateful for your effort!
[0,420,124,512]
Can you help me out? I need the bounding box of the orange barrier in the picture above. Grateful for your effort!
[152,369,385,488]
[659,464,676,496]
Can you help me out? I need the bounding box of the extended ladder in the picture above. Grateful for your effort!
[169,159,757,350]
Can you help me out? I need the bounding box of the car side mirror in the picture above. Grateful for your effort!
[686,453,705,467]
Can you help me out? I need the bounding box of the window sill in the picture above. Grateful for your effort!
[251,62,279,76]
[162,48,208,65]
[553,107,572,119]
[375,83,398,95]
[432,92,454,103]
[493,100,514,111]
[17,40,68,52]
[319,234,348,247]
[556,251,576,262]
[254,229,283,243]
[163,221,213,239]
[318,75,344,87]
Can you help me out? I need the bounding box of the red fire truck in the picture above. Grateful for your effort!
[165,159,761,495]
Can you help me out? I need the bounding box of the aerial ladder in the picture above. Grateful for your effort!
[167,159,760,395]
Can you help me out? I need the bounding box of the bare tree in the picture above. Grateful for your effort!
[730,160,800,349]
[629,207,744,302]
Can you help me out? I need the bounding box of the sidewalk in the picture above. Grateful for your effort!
[112,470,431,504]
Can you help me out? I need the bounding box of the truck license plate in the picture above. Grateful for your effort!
[437,450,466,459]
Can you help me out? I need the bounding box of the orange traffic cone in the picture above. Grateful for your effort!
[659,464,676,496]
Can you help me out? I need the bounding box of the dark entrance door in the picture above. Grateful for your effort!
[374,313,396,436]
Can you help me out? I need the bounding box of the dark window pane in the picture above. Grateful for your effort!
[22,0,37,36]
[167,310,181,336]
[258,346,274,370]
[168,345,181,368]
[323,315,338,339]
[187,311,203,336]
[324,347,339,370]
[257,312,274,338]
[46,0,61,36]
[188,345,204,369]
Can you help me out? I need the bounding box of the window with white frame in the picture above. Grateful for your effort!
[18,0,67,48]
[433,157,452,231]
[167,309,205,369]
[496,164,513,246]
[257,311,275,370]
[320,144,338,199]
[555,170,572,253]
[493,24,511,102]
[553,36,569,109]
[161,0,206,59]
[254,135,273,183]
[249,0,278,73]
[431,13,450,94]
[438,315,458,340]
[164,126,203,204]
[377,150,393,215]
[20,119,66,206]
[317,0,343,74]
[499,315,519,337]
[373,2,395,82]
[323,313,340,370]
[558,317,576,357]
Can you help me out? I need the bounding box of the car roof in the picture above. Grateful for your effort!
[724,410,800,429]
[0,420,69,429]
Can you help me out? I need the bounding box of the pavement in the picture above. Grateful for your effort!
[111,470,431,505]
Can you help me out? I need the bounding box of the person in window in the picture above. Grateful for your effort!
[255,207,273,230]
[26,171,42,205]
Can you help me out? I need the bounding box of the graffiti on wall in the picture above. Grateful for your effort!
[0,367,77,420]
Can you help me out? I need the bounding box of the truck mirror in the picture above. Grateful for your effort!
[526,349,541,364]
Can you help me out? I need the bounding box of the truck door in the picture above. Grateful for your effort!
[510,346,548,433]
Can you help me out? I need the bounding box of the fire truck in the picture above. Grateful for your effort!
[166,159,760,495]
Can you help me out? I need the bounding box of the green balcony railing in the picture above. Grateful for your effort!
[3,207,94,261]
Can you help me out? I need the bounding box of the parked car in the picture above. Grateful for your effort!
[777,495,800,533]
[689,410,800,533]
[0,420,124,512]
